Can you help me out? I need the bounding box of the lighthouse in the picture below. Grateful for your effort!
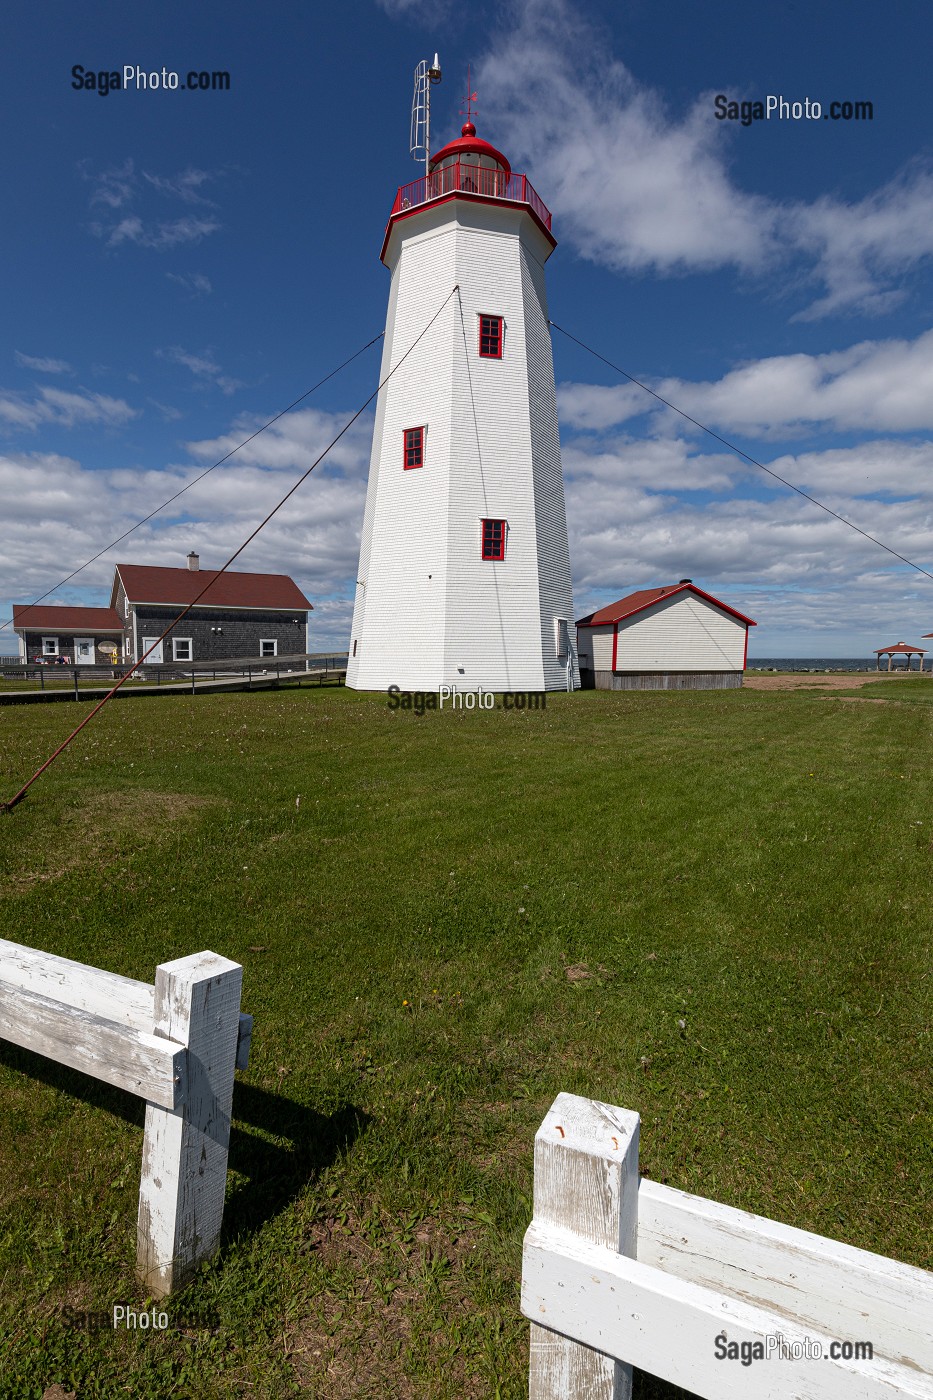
[346,70,578,694]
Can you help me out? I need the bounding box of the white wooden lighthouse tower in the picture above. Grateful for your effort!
[346,69,578,693]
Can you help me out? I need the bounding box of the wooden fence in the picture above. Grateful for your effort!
[0,939,252,1298]
[522,1094,933,1399]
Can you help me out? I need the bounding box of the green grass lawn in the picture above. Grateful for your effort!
[0,685,930,1398]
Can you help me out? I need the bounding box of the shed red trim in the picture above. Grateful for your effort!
[577,583,756,629]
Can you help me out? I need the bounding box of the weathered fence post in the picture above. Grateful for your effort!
[526,1093,640,1400]
[136,952,242,1298]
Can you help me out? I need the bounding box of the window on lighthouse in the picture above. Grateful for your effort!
[481,519,506,560]
[478,315,503,359]
[403,426,424,469]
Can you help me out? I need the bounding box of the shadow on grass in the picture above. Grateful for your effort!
[224,1081,368,1239]
[0,1041,366,1246]
[0,1039,148,1128]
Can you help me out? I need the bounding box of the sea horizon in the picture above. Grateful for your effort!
[748,656,927,671]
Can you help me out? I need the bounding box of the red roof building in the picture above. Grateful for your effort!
[111,556,312,666]
[12,605,125,665]
[111,564,311,612]
[12,556,313,667]
[576,580,756,691]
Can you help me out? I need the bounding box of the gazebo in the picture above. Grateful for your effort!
[874,641,926,672]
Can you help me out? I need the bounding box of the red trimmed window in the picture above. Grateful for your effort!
[403,426,424,469]
[481,518,506,560]
[478,315,503,359]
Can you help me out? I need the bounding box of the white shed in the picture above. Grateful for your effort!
[576,581,756,690]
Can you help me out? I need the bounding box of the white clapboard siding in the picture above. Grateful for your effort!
[522,1094,933,1400]
[616,593,745,672]
[348,189,577,694]
[587,626,614,672]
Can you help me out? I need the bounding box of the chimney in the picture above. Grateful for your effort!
[187,552,200,571]
[679,578,692,584]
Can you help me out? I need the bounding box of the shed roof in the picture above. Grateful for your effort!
[12,605,124,634]
[112,565,312,611]
[577,583,756,629]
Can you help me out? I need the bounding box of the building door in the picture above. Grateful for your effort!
[141,637,163,663]
[75,638,95,665]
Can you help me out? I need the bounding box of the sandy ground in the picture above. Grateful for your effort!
[743,671,928,691]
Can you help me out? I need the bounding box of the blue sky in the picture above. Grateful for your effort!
[3,0,933,656]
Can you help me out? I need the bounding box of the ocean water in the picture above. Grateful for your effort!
[748,657,925,672]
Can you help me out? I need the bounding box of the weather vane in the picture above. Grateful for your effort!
[460,64,477,124]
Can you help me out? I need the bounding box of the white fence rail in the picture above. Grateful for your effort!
[522,1094,933,1400]
[0,939,252,1298]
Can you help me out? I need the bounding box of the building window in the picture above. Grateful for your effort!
[352,639,358,657]
[403,426,424,469]
[42,636,59,657]
[172,637,193,662]
[479,315,503,359]
[481,518,506,560]
[259,639,277,658]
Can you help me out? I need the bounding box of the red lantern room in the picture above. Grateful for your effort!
[429,120,512,191]
[383,121,552,266]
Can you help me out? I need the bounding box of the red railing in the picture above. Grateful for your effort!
[390,161,552,231]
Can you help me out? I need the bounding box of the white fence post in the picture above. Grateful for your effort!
[136,951,243,1298]
[522,1094,933,1400]
[526,1092,641,1400]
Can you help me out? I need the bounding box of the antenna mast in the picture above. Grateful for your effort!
[410,53,442,175]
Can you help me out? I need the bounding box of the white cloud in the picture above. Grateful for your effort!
[14,352,72,374]
[559,326,933,436]
[99,216,220,250]
[142,168,217,205]
[157,346,243,396]
[81,160,223,251]
[789,164,933,321]
[565,483,933,602]
[0,407,375,651]
[563,436,738,492]
[373,0,451,14]
[83,157,136,209]
[478,0,774,278]
[166,272,212,296]
[0,387,137,431]
[475,0,933,319]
